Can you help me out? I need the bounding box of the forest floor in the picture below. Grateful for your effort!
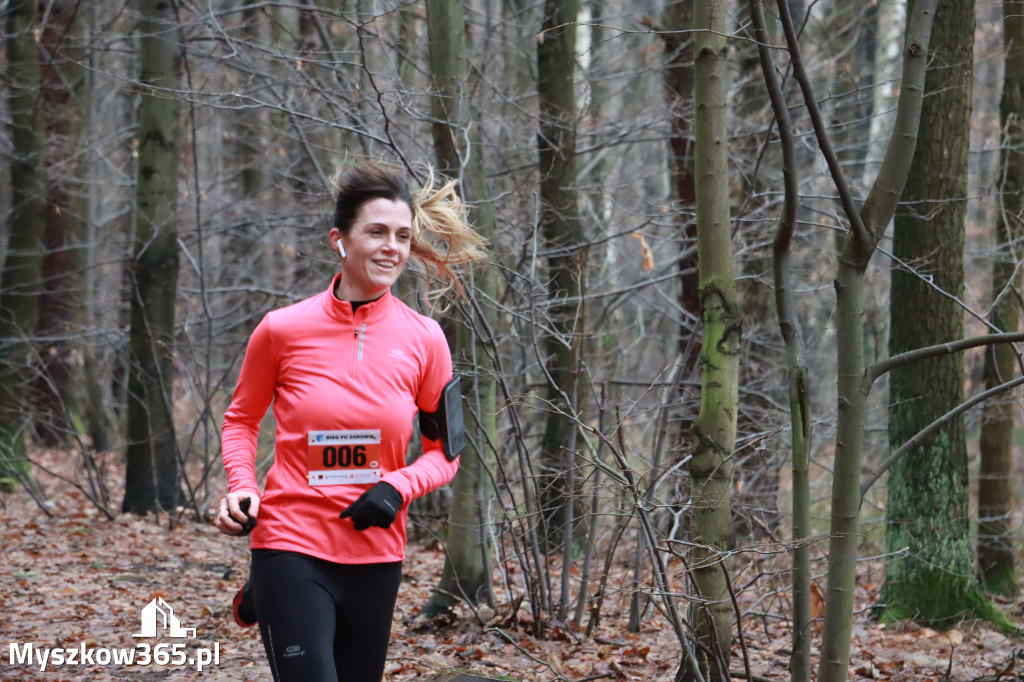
[1,446,1022,681]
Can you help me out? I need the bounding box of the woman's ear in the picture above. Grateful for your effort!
[329,228,346,258]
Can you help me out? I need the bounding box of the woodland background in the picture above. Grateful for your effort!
[2,0,1024,680]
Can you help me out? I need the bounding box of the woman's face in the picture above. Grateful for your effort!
[329,197,413,302]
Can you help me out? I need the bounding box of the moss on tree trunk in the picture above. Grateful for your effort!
[882,0,1013,633]
[678,2,739,678]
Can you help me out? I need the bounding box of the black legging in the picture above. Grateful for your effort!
[250,549,403,682]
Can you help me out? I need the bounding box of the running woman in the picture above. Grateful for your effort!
[215,162,486,682]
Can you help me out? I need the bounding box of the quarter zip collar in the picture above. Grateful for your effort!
[322,272,393,325]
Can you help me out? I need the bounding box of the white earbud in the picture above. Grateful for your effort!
[335,239,347,259]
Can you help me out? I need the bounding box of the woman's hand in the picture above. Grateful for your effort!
[216,491,260,536]
[339,481,402,530]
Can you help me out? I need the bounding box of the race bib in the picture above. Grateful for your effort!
[307,430,383,486]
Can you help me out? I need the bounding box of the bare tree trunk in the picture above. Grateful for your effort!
[882,0,989,629]
[80,1,114,454]
[422,0,497,616]
[779,0,938,677]
[748,3,810,678]
[662,1,701,403]
[1,0,46,488]
[32,0,90,446]
[231,3,267,201]
[977,0,1024,598]
[122,0,184,514]
[220,2,272,348]
[678,2,739,679]
[732,0,784,545]
[831,1,878,192]
[536,0,584,555]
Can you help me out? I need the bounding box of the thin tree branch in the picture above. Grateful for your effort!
[862,375,1024,497]
[775,0,867,243]
[865,332,1024,388]
[750,2,811,680]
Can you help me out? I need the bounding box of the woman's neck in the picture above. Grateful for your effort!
[333,279,384,312]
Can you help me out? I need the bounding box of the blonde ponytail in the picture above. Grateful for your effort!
[410,167,487,300]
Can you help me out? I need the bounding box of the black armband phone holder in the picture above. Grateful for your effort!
[418,375,466,462]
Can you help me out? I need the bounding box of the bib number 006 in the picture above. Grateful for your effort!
[307,430,382,486]
[320,444,367,468]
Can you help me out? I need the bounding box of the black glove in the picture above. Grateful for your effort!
[237,497,257,536]
[338,482,403,531]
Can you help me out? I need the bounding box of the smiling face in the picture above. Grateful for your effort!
[329,197,413,302]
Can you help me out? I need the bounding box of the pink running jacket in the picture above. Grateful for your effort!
[222,274,460,563]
